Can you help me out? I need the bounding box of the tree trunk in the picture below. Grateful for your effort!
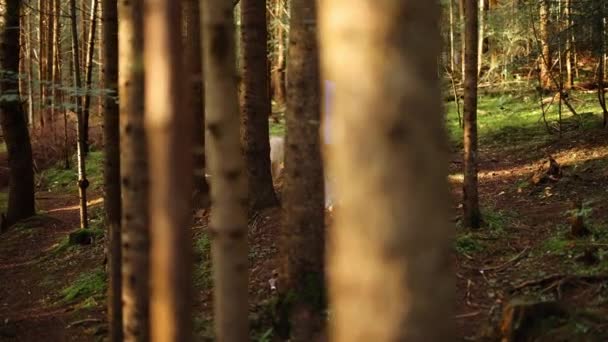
[271,0,286,107]
[565,0,573,88]
[70,0,89,229]
[184,0,210,208]
[595,0,608,127]
[318,1,454,340]
[145,0,193,341]
[102,0,122,339]
[459,0,466,79]
[477,0,484,76]
[38,0,45,129]
[51,0,62,143]
[118,0,149,340]
[82,0,100,156]
[239,0,278,211]
[46,0,55,134]
[0,0,37,224]
[449,0,456,73]
[539,0,551,90]
[463,0,481,229]
[278,0,326,340]
[26,1,34,126]
[202,0,250,340]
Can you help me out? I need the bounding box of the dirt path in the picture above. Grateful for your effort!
[0,187,106,341]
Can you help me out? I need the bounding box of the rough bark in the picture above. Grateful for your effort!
[463,0,482,229]
[0,0,36,224]
[102,0,122,339]
[318,1,454,340]
[240,0,278,211]
[202,0,250,339]
[184,0,210,208]
[46,0,55,133]
[278,0,325,340]
[118,0,149,340]
[145,0,193,341]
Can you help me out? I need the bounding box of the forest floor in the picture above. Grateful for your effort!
[1,90,608,341]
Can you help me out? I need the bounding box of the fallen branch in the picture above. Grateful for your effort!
[512,273,608,291]
[66,318,101,328]
[481,247,529,272]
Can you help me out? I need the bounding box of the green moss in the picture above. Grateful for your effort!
[61,268,106,303]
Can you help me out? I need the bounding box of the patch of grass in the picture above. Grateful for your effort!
[542,235,571,256]
[454,233,485,255]
[61,268,106,303]
[38,149,105,192]
[194,232,212,289]
[269,119,285,137]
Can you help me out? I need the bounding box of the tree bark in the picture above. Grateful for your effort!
[102,0,122,339]
[202,0,250,339]
[463,0,481,229]
[318,1,454,340]
[82,0,100,155]
[270,0,286,107]
[70,0,89,229]
[0,0,37,224]
[240,0,278,211]
[184,0,210,208]
[539,0,551,90]
[278,0,326,340]
[118,0,149,340]
[145,0,194,341]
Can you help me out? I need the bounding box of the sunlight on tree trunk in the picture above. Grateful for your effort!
[318,1,454,340]
[202,0,250,339]
[145,0,194,340]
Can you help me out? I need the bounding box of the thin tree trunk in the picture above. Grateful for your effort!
[38,0,45,128]
[70,0,89,229]
[565,0,573,88]
[318,1,454,340]
[82,0,99,155]
[278,0,325,339]
[145,0,194,341]
[26,2,34,126]
[539,0,551,90]
[202,0,250,339]
[463,0,481,229]
[449,0,456,73]
[102,0,122,339]
[477,0,484,76]
[51,0,62,143]
[459,0,466,79]
[184,0,210,208]
[595,0,608,127]
[118,0,149,339]
[240,0,279,211]
[0,0,37,224]
[271,0,286,107]
[46,0,55,134]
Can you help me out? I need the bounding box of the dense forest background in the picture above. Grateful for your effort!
[0,0,608,341]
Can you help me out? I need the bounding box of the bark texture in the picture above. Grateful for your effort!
[463,0,482,229]
[0,0,36,224]
[118,0,149,339]
[279,0,326,340]
[240,0,278,211]
[102,0,122,339]
[318,1,454,340]
[202,0,250,339]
